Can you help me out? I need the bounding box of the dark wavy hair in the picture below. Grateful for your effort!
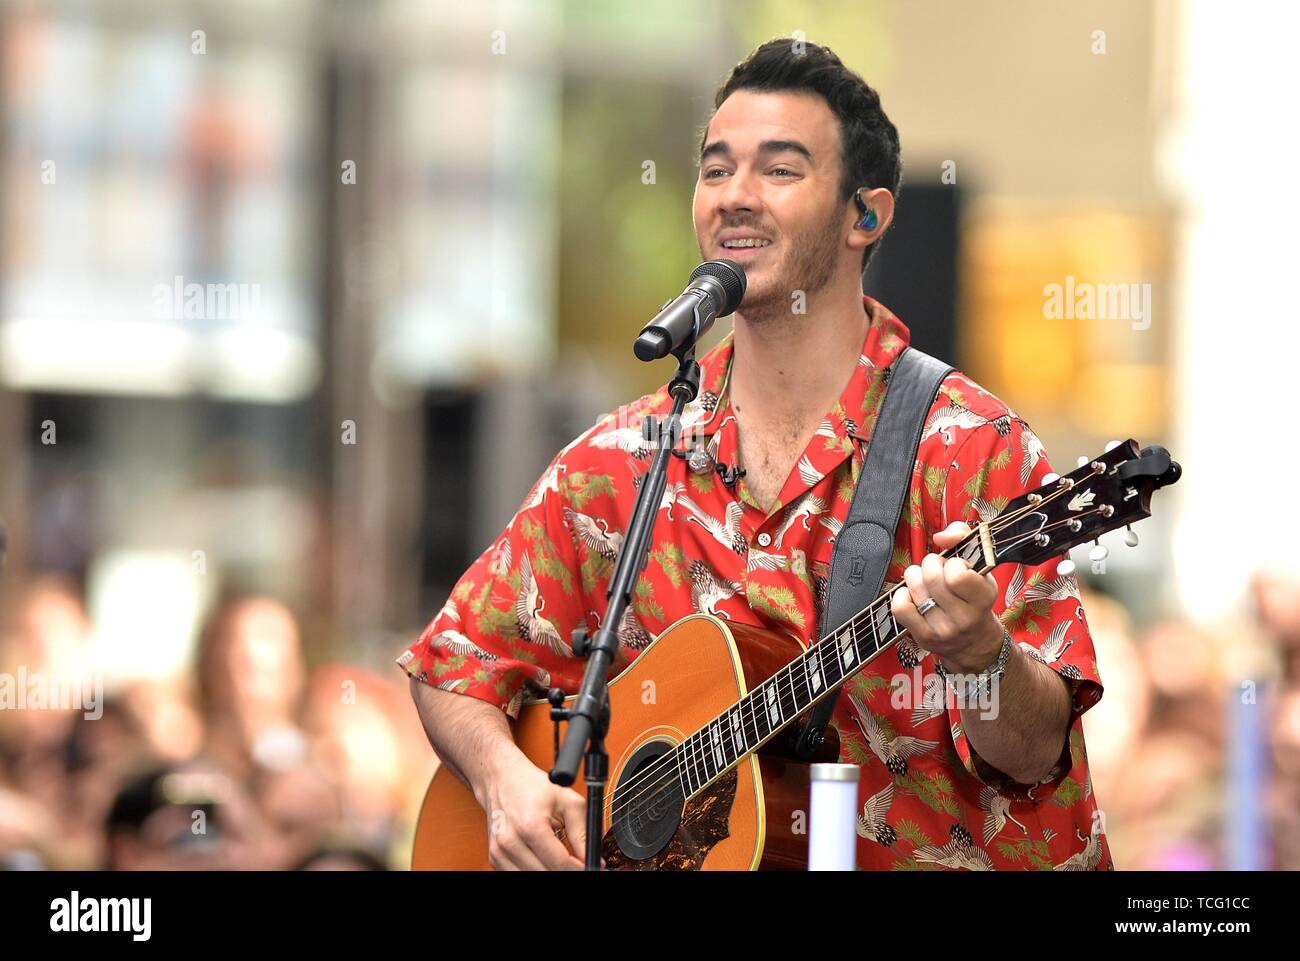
[704,38,902,271]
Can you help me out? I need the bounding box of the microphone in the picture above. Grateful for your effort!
[634,260,746,362]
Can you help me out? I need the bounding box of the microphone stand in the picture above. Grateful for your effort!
[547,344,700,870]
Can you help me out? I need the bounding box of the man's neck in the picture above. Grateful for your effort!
[729,283,870,431]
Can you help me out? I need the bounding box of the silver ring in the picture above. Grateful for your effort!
[916,596,939,616]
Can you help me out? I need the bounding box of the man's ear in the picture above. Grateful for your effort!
[848,187,895,254]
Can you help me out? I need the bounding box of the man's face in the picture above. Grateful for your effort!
[693,89,852,316]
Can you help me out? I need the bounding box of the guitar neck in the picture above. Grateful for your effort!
[673,525,994,799]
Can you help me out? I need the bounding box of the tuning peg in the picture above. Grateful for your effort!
[1123,525,1138,547]
[1056,557,1076,577]
[1104,439,1121,452]
[1042,472,1060,485]
[1077,455,1089,467]
[1089,542,1108,563]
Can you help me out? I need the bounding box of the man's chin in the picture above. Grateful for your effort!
[736,284,788,320]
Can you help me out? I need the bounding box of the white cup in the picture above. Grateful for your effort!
[808,762,859,870]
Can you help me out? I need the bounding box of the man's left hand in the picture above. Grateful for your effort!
[890,521,1005,674]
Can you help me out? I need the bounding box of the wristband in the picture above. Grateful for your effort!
[935,628,1014,704]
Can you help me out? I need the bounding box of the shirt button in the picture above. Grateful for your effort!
[757,532,772,548]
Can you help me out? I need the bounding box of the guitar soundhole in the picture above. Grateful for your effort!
[611,740,685,861]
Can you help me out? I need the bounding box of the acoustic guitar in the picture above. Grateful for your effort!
[412,440,1180,870]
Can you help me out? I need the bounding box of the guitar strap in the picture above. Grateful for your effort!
[794,345,953,761]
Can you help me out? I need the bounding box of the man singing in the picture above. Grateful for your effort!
[400,38,1111,871]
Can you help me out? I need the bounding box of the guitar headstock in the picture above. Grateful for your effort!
[988,439,1181,569]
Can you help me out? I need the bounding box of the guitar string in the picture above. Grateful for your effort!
[602,480,1106,824]
[602,476,1112,827]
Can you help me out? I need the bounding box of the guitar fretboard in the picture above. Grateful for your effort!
[669,530,988,799]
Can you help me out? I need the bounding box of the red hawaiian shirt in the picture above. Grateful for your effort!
[400,295,1112,871]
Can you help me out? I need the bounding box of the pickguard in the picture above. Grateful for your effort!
[600,768,739,870]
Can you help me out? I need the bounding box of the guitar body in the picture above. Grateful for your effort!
[411,613,838,870]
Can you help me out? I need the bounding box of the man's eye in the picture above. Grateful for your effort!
[703,169,729,179]
[770,168,796,178]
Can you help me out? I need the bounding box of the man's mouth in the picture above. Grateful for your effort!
[720,238,773,250]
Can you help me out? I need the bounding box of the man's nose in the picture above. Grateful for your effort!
[716,166,763,218]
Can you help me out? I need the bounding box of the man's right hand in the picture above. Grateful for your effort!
[409,679,598,871]
[474,746,588,871]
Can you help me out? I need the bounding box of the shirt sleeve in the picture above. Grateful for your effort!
[939,415,1104,801]
[397,436,597,719]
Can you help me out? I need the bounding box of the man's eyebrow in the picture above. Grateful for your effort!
[758,139,814,162]
[699,140,733,163]
[699,139,815,163]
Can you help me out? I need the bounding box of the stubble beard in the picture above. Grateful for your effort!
[736,203,843,328]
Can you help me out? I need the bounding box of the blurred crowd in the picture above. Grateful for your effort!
[2,566,1299,870]
[0,576,435,870]
[1080,572,1300,869]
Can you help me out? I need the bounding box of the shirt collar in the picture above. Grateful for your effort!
[676,295,913,516]
[682,294,912,448]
